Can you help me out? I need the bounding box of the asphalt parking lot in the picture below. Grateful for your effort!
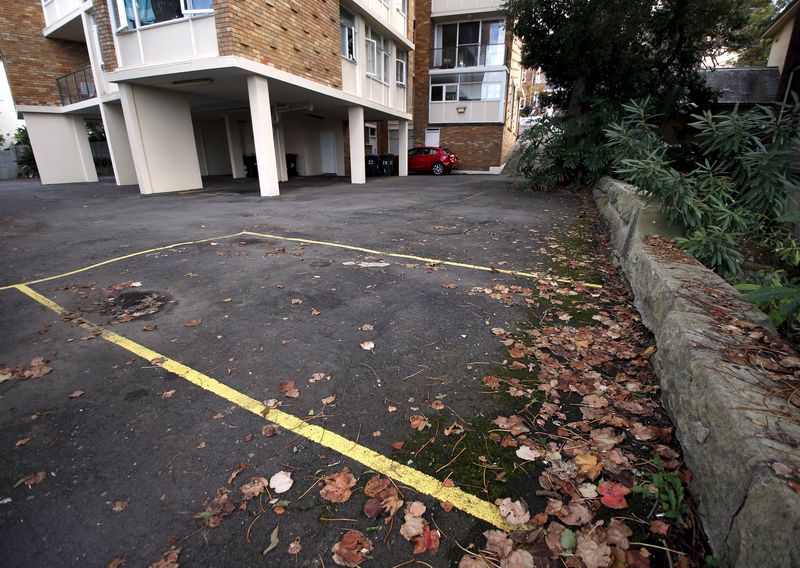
[0,173,584,567]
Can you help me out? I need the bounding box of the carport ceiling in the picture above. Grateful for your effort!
[122,68,399,121]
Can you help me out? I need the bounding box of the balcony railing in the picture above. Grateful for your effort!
[56,66,96,106]
[430,43,506,69]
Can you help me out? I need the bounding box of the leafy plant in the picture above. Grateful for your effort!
[632,457,688,523]
[735,278,800,333]
[16,145,38,178]
[13,126,29,146]
[516,100,617,190]
[605,98,800,277]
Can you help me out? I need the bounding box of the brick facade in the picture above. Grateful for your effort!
[214,0,342,89]
[93,0,119,73]
[0,2,90,107]
[411,0,519,171]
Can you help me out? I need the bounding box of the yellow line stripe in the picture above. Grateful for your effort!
[242,230,603,289]
[13,284,514,530]
[0,232,248,291]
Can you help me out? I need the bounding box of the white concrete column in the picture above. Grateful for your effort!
[119,83,202,194]
[99,102,137,185]
[224,114,245,179]
[24,112,98,185]
[348,106,366,184]
[247,75,280,197]
[398,119,409,177]
[275,121,288,182]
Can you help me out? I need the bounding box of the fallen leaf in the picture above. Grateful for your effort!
[227,463,250,485]
[576,531,612,568]
[106,557,127,568]
[112,500,128,512]
[482,375,502,389]
[360,340,375,350]
[322,395,336,405]
[441,501,454,512]
[197,441,206,449]
[262,424,278,437]
[280,381,300,398]
[18,471,46,488]
[649,520,670,535]
[143,324,157,332]
[150,357,166,365]
[360,324,374,331]
[444,421,464,436]
[545,498,593,525]
[23,357,53,379]
[69,390,85,399]
[590,427,624,450]
[430,400,445,410]
[309,372,330,383]
[161,390,175,400]
[15,437,30,447]
[388,405,397,413]
[263,526,280,555]
[288,537,302,555]
[516,446,540,461]
[148,546,181,568]
[442,282,458,289]
[496,498,530,526]
[269,471,294,494]
[185,318,202,327]
[332,530,373,567]
[311,308,321,316]
[484,529,514,558]
[575,454,603,480]
[412,524,441,554]
[291,298,303,305]
[372,430,381,437]
[409,415,428,431]
[243,433,254,442]
[508,347,525,359]
[241,477,269,500]
[320,467,357,503]
[598,482,631,509]
[502,549,535,568]
[212,412,224,420]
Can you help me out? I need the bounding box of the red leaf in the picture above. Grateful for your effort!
[598,482,631,509]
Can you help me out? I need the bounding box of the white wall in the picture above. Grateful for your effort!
[768,15,796,72]
[429,100,504,123]
[24,112,98,184]
[194,119,233,176]
[119,83,202,193]
[280,116,345,177]
[117,16,218,69]
[0,61,24,146]
[431,0,501,16]
[42,0,83,28]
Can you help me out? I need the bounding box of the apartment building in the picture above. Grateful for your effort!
[0,0,414,195]
[412,0,522,172]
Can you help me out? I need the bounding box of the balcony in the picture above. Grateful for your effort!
[41,0,86,40]
[57,66,97,106]
[431,0,503,17]
[430,44,506,70]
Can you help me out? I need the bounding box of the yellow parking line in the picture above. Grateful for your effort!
[0,232,248,291]
[242,231,603,289]
[13,284,515,531]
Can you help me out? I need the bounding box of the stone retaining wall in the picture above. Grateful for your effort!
[593,177,800,567]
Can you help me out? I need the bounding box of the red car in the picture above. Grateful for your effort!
[408,147,459,175]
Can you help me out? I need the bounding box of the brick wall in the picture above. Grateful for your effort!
[93,0,119,72]
[214,0,342,89]
[0,3,91,107]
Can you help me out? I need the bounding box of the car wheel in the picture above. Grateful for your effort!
[432,162,445,175]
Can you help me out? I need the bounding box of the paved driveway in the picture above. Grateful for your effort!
[0,174,583,567]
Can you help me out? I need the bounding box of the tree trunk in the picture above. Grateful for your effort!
[567,76,586,115]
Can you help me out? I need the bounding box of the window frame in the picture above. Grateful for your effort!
[340,8,357,61]
[396,0,407,15]
[181,0,213,16]
[396,51,407,86]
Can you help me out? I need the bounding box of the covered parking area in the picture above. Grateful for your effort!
[107,59,411,197]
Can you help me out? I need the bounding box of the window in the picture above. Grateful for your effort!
[396,51,407,86]
[112,0,211,30]
[366,28,390,84]
[433,19,505,68]
[340,8,356,61]
[396,0,407,14]
[430,72,505,102]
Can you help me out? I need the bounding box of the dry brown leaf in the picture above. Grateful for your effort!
[576,531,612,568]
[21,471,46,487]
[15,437,30,447]
[69,390,85,399]
[185,318,202,327]
[106,557,127,568]
[360,324,374,331]
[320,467,357,503]
[143,324,157,332]
[322,395,336,405]
[288,537,302,555]
[331,530,373,567]
[148,547,181,568]
[262,424,278,437]
[112,500,128,512]
[161,390,175,400]
[212,412,224,420]
[240,477,269,500]
[409,415,428,431]
[430,400,445,410]
[279,381,300,398]
[496,497,530,526]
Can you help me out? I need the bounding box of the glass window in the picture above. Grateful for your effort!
[458,21,480,46]
[366,37,377,75]
[396,0,407,14]
[340,8,356,60]
[115,0,211,29]
[396,51,407,86]
[445,85,458,101]
[382,43,391,83]
[431,85,444,101]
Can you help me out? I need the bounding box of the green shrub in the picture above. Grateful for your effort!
[605,99,800,277]
[516,100,617,190]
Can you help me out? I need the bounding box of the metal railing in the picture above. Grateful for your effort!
[430,43,506,69]
[56,66,96,106]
